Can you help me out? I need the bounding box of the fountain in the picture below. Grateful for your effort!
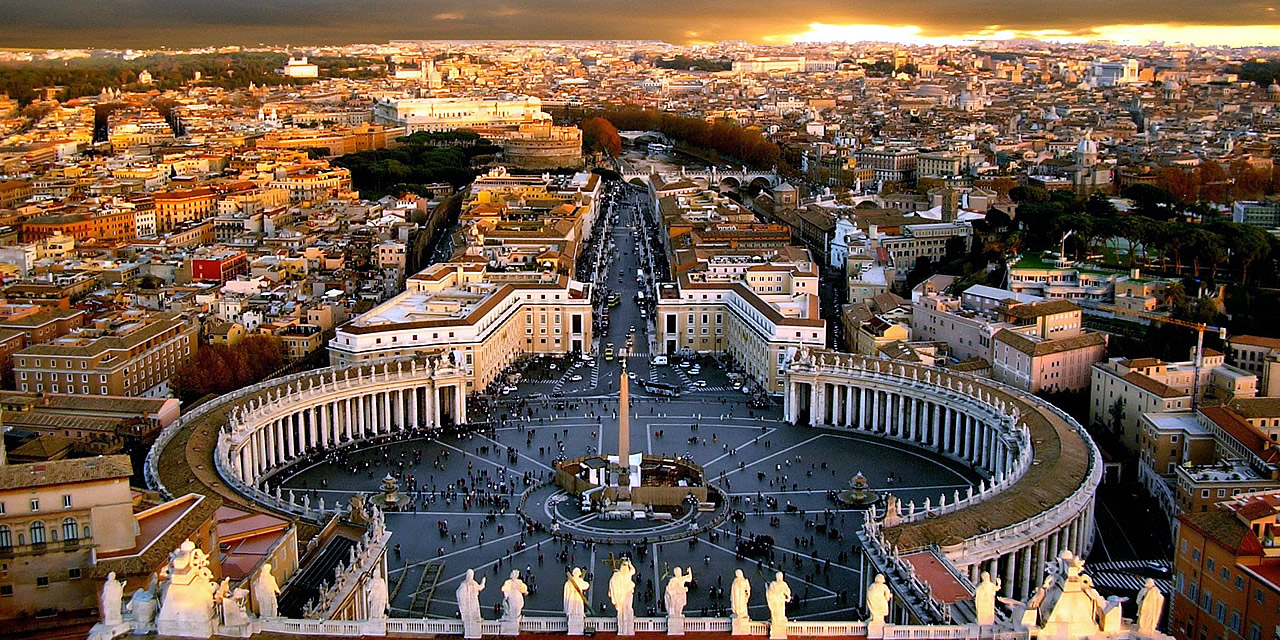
[836,471,882,509]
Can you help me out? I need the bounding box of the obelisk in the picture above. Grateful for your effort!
[617,359,631,501]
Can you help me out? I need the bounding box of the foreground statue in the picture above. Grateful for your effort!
[866,574,893,625]
[156,540,217,638]
[457,569,487,639]
[365,574,389,620]
[501,570,529,635]
[730,569,752,635]
[563,567,590,635]
[974,571,1001,625]
[253,563,280,619]
[665,567,693,635]
[1135,578,1165,635]
[101,572,126,627]
[731,569,751,620]
[609,558,637,635]
[765,572,792,639]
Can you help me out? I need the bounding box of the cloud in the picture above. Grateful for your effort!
[0,0,1277,48]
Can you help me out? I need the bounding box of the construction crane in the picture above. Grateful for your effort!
[1097,304,1228,409]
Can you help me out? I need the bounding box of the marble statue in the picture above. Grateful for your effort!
[563,567,590,635]
[254,563,281,619]
[126,582,158,634]
[1135,579,1164,635]
[501,570,529,629]
[866,574,893,625]
[457,569,487,639]
[221,587,252,627]
[156,539,218,638]
[366,574,389,620]
[765,572,792,639]
[101,572,126,626]
[974,571,1001,625]
[731,569,752,620]
[609,558,637,635]
[664,567,693,618]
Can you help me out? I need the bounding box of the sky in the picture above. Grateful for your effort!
[2,0,1280,49]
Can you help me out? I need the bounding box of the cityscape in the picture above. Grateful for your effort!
[4,7,1280,640]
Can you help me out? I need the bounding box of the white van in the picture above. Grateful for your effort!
[651,355,668,366]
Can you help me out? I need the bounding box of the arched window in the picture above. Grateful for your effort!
[0,525,10,548]
[62,518,78,542]
[29,521,45,545]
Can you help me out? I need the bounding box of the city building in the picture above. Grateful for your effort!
[330,260,593,393]
[372,96,547,134]
[1228,335,1280,396]
[1091,354,1258,453]
[13,311,198,398]
[0,455,135,619]
[655,254,826,394]
[1172,491,1280,640]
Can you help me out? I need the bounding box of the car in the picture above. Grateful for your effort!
[570,375,583,381]
[679,361,692,368]
[580,353,593,361]
[651,355,668,365]
[695,380,708,387]
[549,363,558,370]
[732,382,742,390]
[627,372,636,379]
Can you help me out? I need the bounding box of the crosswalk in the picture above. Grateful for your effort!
[1089,572,1172,594]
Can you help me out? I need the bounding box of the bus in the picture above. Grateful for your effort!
[641,381,681,397]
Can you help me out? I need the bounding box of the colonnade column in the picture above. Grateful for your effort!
[409,387,419,430]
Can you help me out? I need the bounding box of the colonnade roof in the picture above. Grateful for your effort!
[881,377,1093,552]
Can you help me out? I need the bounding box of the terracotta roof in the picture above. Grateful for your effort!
[91,493,224,579]
[1230,335,1280,350]
[994,329,1106,358]
[1200,406,1280,462]
[1227,397,1280,420]
[1005,299,1080,319]
[1120,371,1186,399]
[0,454,131,490]
[1178,509,1258,555]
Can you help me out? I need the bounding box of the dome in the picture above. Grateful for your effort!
[1163,80,1180,91]
[913,84,948,97]
[1269,82,1280,95]
[1076,134,1098,156]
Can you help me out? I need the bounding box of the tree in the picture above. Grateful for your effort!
[1009,185,1050,204]
[581,117,622,156]
[1108,398,1127,435]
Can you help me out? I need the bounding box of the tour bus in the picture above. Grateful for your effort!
[641,380,680,397]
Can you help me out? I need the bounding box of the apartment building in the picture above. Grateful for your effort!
[1172,492,1280,640]
[1092,354,1258,453]
[1228,335,1280,397]
[854,147,919,185]
[190,250,250,284]
[990,299,1108,393]
[13,311,198,397]
[329,260,593,393]
[655,255,826,394]
[151,188,216,233]
[0,455,136,619]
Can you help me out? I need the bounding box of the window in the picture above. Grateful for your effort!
[0,526,9,549]
[1229,611,1241,633]
[62,518,77,542]
[68,568,81,579]
[29,499,38,512]
[1256,588,1266,604]
[29,522,45,545]
[62,495,71,509]
[0,585,10,596]
[35,576,48,588]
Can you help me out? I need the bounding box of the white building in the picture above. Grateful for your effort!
[281,56,319,78]
[372,96,546,134]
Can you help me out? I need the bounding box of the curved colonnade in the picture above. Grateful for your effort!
[146,356,471,521]
[783,349,1103,603]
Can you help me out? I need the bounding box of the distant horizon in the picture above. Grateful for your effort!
[2,0,1280,51]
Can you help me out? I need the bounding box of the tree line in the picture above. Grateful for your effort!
[172,335,285,403]
[331,133,499,199]
[0,52,382,106]
[582,107,782,168]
